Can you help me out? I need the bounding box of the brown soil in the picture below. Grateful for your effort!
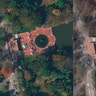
[41,0,56,6]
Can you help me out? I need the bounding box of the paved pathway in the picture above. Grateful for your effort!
[76,18,96,96]
[8,73,20,96]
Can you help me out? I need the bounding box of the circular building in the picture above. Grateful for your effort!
[30,28,56,53]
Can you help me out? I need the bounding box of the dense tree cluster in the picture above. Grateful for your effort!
[0,0,73,95]
[0,28,6,47]
[20,55,49,76]
[0,0,73,33]
[0,0,46,33]
[0,91,10,96]
[19,49,73,96]
[89,20,96,37]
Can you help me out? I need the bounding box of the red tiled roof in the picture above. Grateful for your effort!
[1,67,13,77]
[85,37,95,56]
[20,32,33,56]
[20,32,30,39]
[8,28,56,56]
[30,31,37,37]
[23,48,33,56]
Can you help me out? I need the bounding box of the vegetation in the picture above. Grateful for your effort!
[0,81,10,95]
[0,74,5,83]
[0,0,73,33]
[93,70,96,89]
[0,0,47,33]
[47,78,72,96]
[0,91,10,96]
[0,0,73,96]
[0,28,6,47]
[89,21,96,37]
[19,48,73,96]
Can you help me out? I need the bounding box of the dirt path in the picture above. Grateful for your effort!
[8,73,20,96]
[73,81,86,96]
[76,18,96,96]
[86,69,95,96]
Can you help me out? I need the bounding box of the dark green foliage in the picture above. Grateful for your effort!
[55,0,65,8]
[41,70,51,77]
[25,79,41,96]
[89,21,96,37]
[20,53,73,96]
[0,91,10,96]
[25,78,49,96]
[0,49,3,57]
[19,12,43,32]
[47,71,73,96]
[0,0,46,33]
[52,71,65,79]
[0,28,6,46]
[20,55,48,75]
[0,0,73,34]
[20,56,33,69]
[0,28,6,39]
[35,92,49,96]
[3,82,9,92]
[61,46,73,58]
[9,0,16,8]
[15,0,42,9]
[53,0,73,9]
[0,0,73,96]
[0,0,8,8]
[0,74,5,83]
[12,19,22,34]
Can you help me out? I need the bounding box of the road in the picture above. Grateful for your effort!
[86,69,95,96]
[8,72,20,96]
[76,18,96,96]
[73,81,86,96]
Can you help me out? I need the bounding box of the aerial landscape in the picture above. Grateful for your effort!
[74,0,96,96]
[0,0,73,96]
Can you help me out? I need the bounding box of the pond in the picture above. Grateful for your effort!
[35,34,49,48]
[52,22,73,48]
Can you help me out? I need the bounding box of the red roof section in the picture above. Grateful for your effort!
[85,37,95,56]
[20,32,33,56]
[20,32,30,39]
[8,28,56,56]
[1,67,13,77]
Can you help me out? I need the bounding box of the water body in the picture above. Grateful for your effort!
[52,22,73,48]
[35,34,48,48]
